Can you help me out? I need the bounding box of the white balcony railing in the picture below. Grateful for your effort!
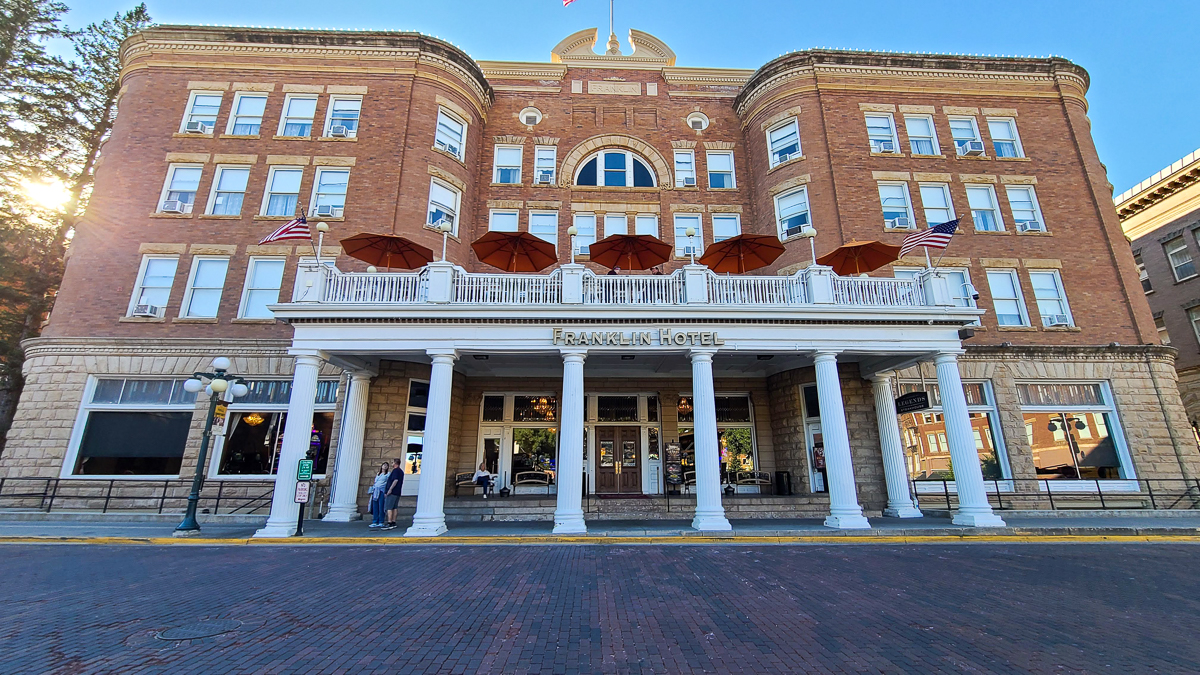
[583,270,685,305]
[453,269,562,304]
[323,270,427,303]
[831,275,925,307]
[708,272,807,305]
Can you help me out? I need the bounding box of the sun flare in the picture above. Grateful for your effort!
[23,179,71,210]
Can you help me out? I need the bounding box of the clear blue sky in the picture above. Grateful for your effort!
[59,0,1197,195]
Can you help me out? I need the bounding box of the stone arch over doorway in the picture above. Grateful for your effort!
[560,134,673,188]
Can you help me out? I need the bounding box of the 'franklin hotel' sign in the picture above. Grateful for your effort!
[552,328,725,347]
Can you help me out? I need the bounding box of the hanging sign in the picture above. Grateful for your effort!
[211,403,229,436]
[895,391,931,414]
[294,480,311,504]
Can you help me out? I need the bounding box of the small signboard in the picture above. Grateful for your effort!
[895,391,931,414]
[294,480,311,504]
[297,459,314,481]
[211,403,229,436]
[664,442,683,485]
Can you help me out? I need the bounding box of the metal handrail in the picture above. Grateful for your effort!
[910,477,1200,511]
[0,477,284,515]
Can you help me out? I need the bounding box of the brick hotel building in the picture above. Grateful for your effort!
[1,25,1195,536]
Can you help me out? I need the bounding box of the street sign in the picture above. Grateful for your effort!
[895,391,931,414]
[297,459,314,481]
[294,480,311,503]
[212,403,229,436]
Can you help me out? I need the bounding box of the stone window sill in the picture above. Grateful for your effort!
[911,153,947,159]
[973,229,1012,235]
[149,212,193,219]
[883,226,916,233]
[273,135,312,141]
[707,186,739,191]
[673,185,700,191]
[768,156,806,173]
[174,317,219,324]
[1016,230,1053,236]
[219,134,259,140]
[955,154,992,161]
[319,136,358,142]
[1042,325,1082,332]
[309,216,345,222]
[996,156,1032,162]
[870,151,907,158]
[431,145,464,164]
[253,215,296,221]
[196,214,243,220]
[231,318,278,324]
[172,132,213,139]
[491,182,523,187]
[996,325,1038,331]
[118,316,165,323]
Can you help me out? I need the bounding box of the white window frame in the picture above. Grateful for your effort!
[573,149,657,188]
[864,113,899,153]
[1165,236,1196,282]
[204,165,251,216]
[774,186,812,240]
[673,213,703,257]
[127,255,179,317]
[766,118,801,167]
[533,145,557,184]
[260,165,304,217]
[277,94,318,137]
[705,150,736,189]
[918,182,956,227]
[985,268,1031,327]
[1029,269,1074,328]
[238,256,287,319]
[158,164,203,213]
[1016,380,1137,484]
[179,255,230,319]
[179,90,222,133]
[604,213,629,237]
[528,210,558,248]
[323,96,362,138]
[878,182,915,229]
[1005,185,1047,232]
[634,213,659,237]
[903,114,940,155]
[898,379,1013,485]
[572,212,597,256]
[308,167,350,217]
[427,178,461,236]
[488,209,519,232]
[966,184,1004,232]
[434,107,467,160]
[711,213,741,243]
[1190,309,1200,346]
[493,144,523,184]
[224,91,267,136]
[948,116,983,153]
[1134,253,1152,294]
[674,150,696,187]
[986,117,1024,158]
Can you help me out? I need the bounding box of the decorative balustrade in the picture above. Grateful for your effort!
[708,272,807,305]
[453,269,562,304]
[323,270,427,304]
[583,271,685,305]
[831,275,925,307]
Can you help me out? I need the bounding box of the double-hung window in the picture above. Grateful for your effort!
[181,91,221,133]
[1005,186,1045,232]
[985,269,1029,326]
[712,213,741,243]
[706,151,735,188]
[529,211,558,246]
[634,214,658,237]
[949,116,983,154]
[226,93,266,135]
[239,257,286,319]
[159,165,202,213]
[206,166,250,216]
[262,167,303,217]
[493,145,522,184]
[435,108,466,159]
[572,213,596,255]
[987,118,1023,158]
[775,187,811,239]
[278,95,317,137]
[128,255,178,316]
[865,114,899,153]
[310,168,349,217]
[674,150,696,187]
[1190,309,1200,346]
[534,146,556,184]
[1029,270,1073,327]
[604,213,628,237]
[324,97,361,137]
[181,256,229,318]
[918,183,955,227]
[674,213,703,257]
[966,185,1003,232]
[878,183,914,229]
[1155,315,1171,344]
[488,209,519,232]
[1134,252,1152,293]
[767,119,801,167]
[904,115,939,155]
[1164,236,1196,281]
[427,179,460,235]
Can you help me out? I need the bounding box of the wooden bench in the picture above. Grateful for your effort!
[514,471,552,486]
[453,472,494,496]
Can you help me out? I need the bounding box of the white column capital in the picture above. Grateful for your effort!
[813,350,841,363]
[349,369,376,382]
[934,351,965,364]
[427,349,459,364]
[868,373,894,385]
[689,349,716,363]
[291,352,324,367]
[560,349,588,363]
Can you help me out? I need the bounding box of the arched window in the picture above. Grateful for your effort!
[574,149,657,188]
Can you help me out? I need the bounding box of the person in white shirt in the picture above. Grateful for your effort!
[473,461,492,499]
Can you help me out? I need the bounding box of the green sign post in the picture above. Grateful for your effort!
[297,459,314,481]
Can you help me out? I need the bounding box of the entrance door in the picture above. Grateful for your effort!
[595,426,641,493]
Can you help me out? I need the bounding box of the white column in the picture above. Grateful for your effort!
[254,353,322,538]
[935,352,1006,527]
[405,350,457,537]
[554,350,587,534]
[813,351,871,529]
[870,375,923,518]
[324,370,373,522]
[690,350,731,531]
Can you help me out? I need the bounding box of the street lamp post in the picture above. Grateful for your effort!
[685,226,697,265]
[567,225,578,264]
[174,356,249,536]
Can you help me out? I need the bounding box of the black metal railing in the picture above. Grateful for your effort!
[911,477,1200,512]
[0,477,292,515]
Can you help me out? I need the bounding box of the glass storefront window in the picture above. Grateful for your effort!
[482,396,504,422]
[217,411,334,475]
[75,411,192,475]
[898,380,1007,481]
[677,397,694,423]
[716,397,752,423]
[408,380,430,409]
[1024,411,1122,479]
[514,395,557,422]
[511,428,557,481]
[646,396,659,423]
[719,427,755,473]
[597,396,638,422]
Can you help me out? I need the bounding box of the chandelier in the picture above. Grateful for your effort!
[678,397,693,416]
[243,412,266,427]
[533,396,554,418]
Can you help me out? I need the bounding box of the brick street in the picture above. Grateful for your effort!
[1,543,1199,674]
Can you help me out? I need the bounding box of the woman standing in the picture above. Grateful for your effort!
[368,462,390,527]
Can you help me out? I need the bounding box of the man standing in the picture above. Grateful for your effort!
[382,458,405,530]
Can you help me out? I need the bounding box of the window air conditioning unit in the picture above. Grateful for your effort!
[524,115,539,125]
[436,140,459,156]
[683,176,697,187]
[776,152,791,164]
[1043,314,1071,327]
[958,140,985,156]
[131,304,162,318]
[885,217,910,229]
[328,125,350,138]
[876,140,896,153]
[536,170,554,184]
[184,120,210,133]
[690,119,705,130]
[1017,220,1044,232]
[315,205,343,217]
[160,200,187,214]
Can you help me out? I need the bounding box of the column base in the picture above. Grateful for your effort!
[322,505,363,522]
[253,522,297,538]
[553,514,587,534]
[692,513,732,531]
[952,510,1006,527]
[883,504,924,518]
[823,513,871,529]
[404,522,448,537]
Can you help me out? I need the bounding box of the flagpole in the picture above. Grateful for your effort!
[923,246,932,268]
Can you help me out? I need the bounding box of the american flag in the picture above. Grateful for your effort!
[562,0,577,5]
[899,219,958,258]
[259,214,310,244]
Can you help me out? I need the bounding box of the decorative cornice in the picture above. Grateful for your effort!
[661,67,754,86]
[477,61,567,81]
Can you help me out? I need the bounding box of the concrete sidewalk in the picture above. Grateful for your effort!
[3,511,1200,543]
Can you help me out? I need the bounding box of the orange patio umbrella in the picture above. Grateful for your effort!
[696,234,786,274]
[587,234,673,270]
[340,233,434,270]
[816,240,902,275]
[471,231,559,273]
